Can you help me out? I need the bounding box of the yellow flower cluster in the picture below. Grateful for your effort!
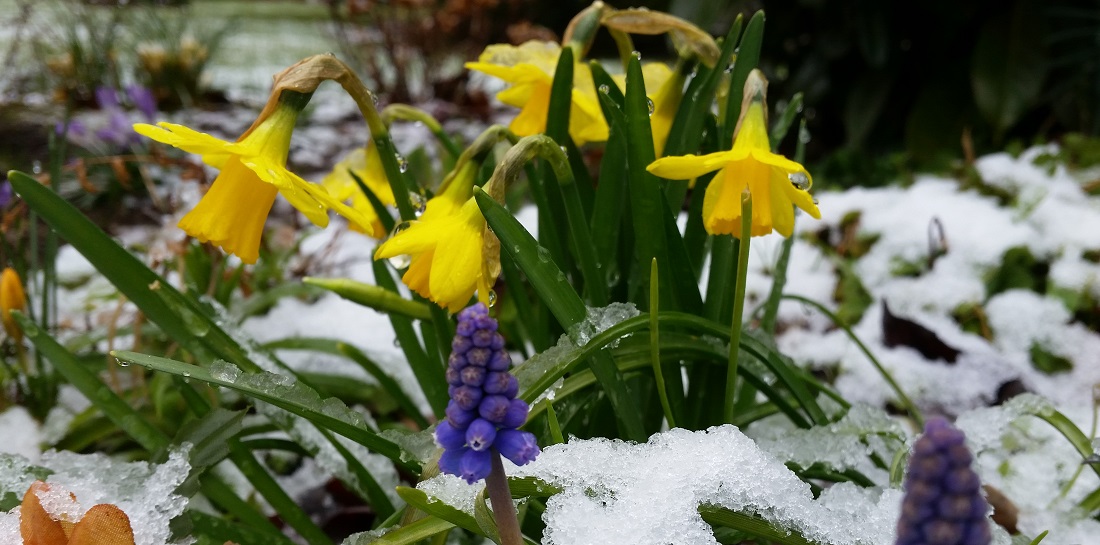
[133,23,817,314]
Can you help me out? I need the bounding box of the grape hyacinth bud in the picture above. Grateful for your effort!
[434,303,540,484]
[896,417,991,545]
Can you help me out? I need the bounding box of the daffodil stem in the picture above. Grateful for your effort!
[608,28,636,72]
[380,104,462,159]
[486,451,523,545]
[650,258,676,428]
[335,72,418,221]
[487,135,608,305]
[725,196,753,424]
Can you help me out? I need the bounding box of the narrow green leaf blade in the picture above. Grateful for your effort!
[15,313,168,453]
[476,189,645,440]
[396,486,481,534]
[112,350,419,472]
[304,277,433,321]
[721,10,765,143]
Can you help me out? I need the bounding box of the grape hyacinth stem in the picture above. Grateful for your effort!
[486,450,523,545]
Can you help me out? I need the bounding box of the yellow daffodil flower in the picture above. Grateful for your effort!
[467,41,608,145]
[373,162,495,312]
[647,94,819,238]
[134,92,372,264]
[1,267,26,342]
[613,62,685,156]
[20,481,136,545]
[321,140,396,238]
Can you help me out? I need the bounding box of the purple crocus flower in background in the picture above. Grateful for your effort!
[896,417,991,545]
[95,86,120,110]
[434,303,539,484]
[94,86,141,147]
[126,84,158,121]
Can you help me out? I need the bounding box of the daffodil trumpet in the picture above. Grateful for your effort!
[374,160,497,313]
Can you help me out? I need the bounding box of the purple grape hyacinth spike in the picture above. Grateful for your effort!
[896,417,991,545]
[434,303,540,484]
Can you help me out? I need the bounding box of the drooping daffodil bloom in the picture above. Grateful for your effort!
[613,62,685,156]
[320,140,396,238]
[647,72,819,238]
[466,41,608,145]
[20,481,137,545]
[134,91,372,264]
[1,267,26,342]
[374,161,497,313]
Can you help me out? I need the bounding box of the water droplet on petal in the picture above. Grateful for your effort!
[487,290,497,308]
[646,98,655,116]
[788,172,810,191]
[598,84,610,94]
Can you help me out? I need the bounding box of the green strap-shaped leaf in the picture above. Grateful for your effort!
[475,189,646,441]
[721,10,765,144]
[588,63,629,281]
[8,171,221,366]
[355,515,455,544]
[698,505,819,545]
[111,350,421,472]
[372,259,448,416]
[304,277,433,321]
[16,313,168,453]
[662,15,743,210]
[189,508,298,545]
[396,486,481,534]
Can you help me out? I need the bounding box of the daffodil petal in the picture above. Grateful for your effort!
[510,84,551,137]
[374,220,439,259]
[178,158,278,264]
[134,122,234,156]
[702,167,745,235]
[428,203,483,311]
[770,174,796,237]
[402,250,434,300]
[647,151,738,180]
[781,176,821,219]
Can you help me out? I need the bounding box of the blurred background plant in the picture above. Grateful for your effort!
[325,0,556,106]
